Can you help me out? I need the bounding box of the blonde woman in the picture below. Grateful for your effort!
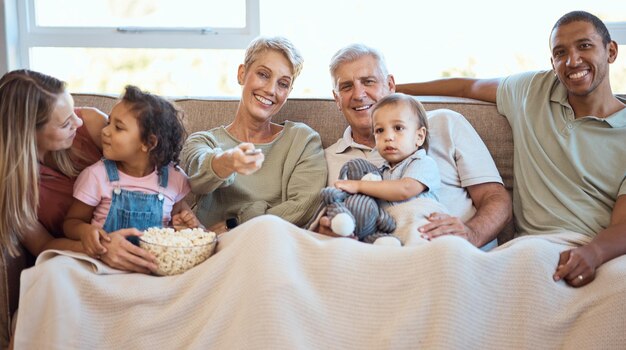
[0,70,157,273]
[182,36,327,233]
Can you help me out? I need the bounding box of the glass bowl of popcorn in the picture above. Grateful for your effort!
[139,227,217,276]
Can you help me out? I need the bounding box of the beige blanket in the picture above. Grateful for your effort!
[15,215,626,349]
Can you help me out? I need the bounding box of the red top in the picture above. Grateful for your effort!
[37,111,102,237]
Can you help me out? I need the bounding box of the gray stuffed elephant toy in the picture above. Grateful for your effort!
[321,159,399,245]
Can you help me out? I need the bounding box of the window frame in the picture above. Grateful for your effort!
[7,0,259,70]
[607,22,626,43]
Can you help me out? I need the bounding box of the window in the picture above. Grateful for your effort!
[8,0,259,96]
[606,20,626,44]
[30,47,245,97]
[3,0,626,96]
[18,0,258,50]
[32,0,247,28]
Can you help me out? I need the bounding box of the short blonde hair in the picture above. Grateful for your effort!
[0,69,70,256]
[243,36,304,81]
[371,93,430,151]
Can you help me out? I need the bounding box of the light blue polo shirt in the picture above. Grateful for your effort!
[379,148,441,210]
[497,70,626,237]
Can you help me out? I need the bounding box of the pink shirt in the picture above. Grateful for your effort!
[73,160,191,228]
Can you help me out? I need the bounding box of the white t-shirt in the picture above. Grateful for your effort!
[426,109,503,222]
[325,126,385,186]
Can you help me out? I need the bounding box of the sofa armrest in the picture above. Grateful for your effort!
[0,244,34,349]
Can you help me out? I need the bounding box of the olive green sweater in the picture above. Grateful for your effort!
[181,121,327,228]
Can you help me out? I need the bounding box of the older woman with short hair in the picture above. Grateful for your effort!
[181,36,326,233]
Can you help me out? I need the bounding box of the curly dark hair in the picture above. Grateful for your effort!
[121,85,186,174]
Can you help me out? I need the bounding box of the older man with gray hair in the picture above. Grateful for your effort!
[319,44,511,249]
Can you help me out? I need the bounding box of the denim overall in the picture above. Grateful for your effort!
[101,159,168,245]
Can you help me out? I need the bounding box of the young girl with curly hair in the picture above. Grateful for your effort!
[64,85,200,258]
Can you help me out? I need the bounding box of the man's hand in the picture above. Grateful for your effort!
[100,229,158,274]
[418,212,476,242]
[553,245,600,287]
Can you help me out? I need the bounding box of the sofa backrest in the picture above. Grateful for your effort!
[73,94,513,192]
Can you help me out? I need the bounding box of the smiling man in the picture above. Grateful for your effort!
[325,46,394,184]
[397,11,626,287]
[320,44,512,249]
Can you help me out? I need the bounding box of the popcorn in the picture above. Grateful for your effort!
[139,227,217,276]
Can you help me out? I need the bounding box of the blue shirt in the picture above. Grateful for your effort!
[379,148,441,209]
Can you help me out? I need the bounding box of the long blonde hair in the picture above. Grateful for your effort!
[0,70,73,256]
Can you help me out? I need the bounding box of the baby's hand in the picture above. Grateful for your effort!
[172,210,202,229]
[81,226,110,258]
[334,180,360,194]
